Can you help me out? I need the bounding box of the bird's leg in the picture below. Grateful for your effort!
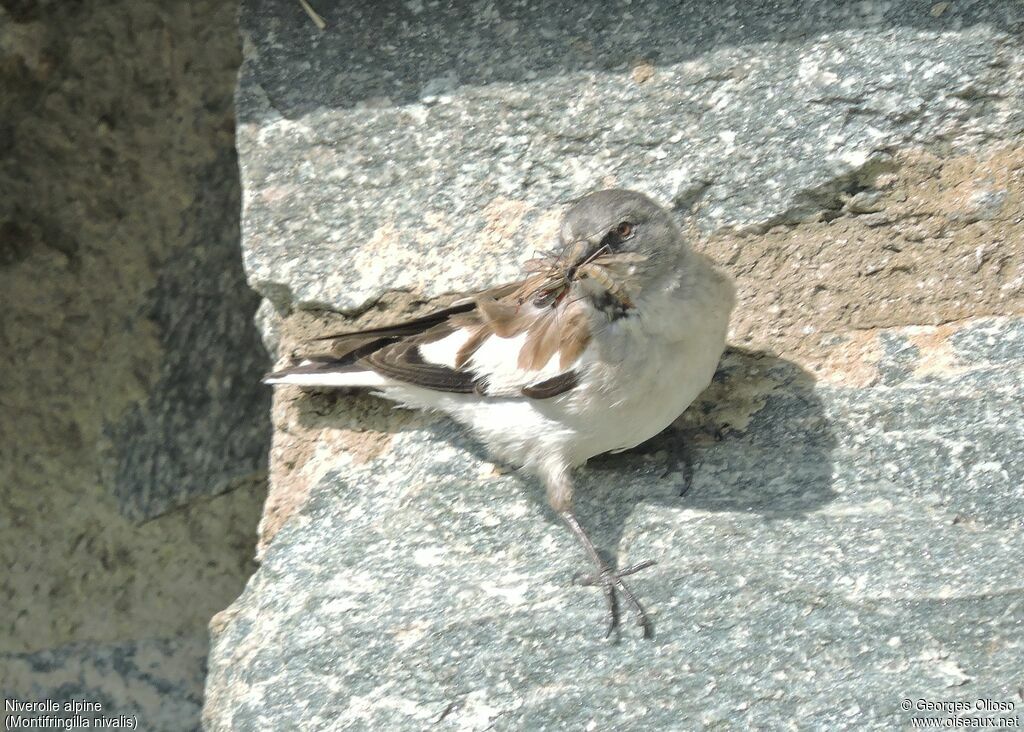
[541,459,655,637]
[559,510,656,639]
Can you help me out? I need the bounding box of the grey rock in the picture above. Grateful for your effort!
[236,0,1023,312]
[0,0,264,725]
[213,1,1024,729]
[846,190,887,214]
[1,635,206,732]
[205,318,1024,731]
[959,188,1009,222]
[101,149,272,521]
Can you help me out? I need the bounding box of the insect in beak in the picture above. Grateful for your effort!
[524,240,644,310]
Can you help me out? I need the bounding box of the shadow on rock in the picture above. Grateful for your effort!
[238,1,1021,117]
[292,347,837,579]
[558,346,839,567]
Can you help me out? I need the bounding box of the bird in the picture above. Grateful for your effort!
[264,189,736,637]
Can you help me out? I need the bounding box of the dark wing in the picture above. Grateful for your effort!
[521,371,580,398]
[267,279,587,400]
[359,320,481,394]
[304,300,478,367]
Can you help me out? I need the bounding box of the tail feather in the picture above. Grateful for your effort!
[263,359,389,388]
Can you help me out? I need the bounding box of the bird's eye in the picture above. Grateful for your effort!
[615,221,634,239]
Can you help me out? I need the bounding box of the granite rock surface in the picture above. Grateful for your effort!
[207,320,1024,730]
[1,636,207,731]
[1,0,266,724]
[237,0,1023,313]
[209,1,1024,729]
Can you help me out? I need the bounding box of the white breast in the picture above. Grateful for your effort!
[381,252,735,473]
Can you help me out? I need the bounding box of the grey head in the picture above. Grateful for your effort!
[555,189,688,305]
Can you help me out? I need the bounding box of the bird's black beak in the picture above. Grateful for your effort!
[563,240,597,281]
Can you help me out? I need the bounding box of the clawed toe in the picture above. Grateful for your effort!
[575,559,657,639]
[558,511,656,639]
[577,559,657,586]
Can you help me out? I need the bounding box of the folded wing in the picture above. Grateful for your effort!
[263,278,591,400]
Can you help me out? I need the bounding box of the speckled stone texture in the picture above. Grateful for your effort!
[237,0,1022,312]
[1,637,206,730]
[101,147,271,522]
[1,0,266,728]
[209,1,1024,729]
[207,320,1024,730]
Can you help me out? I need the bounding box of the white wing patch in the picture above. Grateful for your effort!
[412,314,596,398]
[264,369,389,388]
[417,329,472,368]
[468,331,585,396]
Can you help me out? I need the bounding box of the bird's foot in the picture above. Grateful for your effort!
[575,559,657,639]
